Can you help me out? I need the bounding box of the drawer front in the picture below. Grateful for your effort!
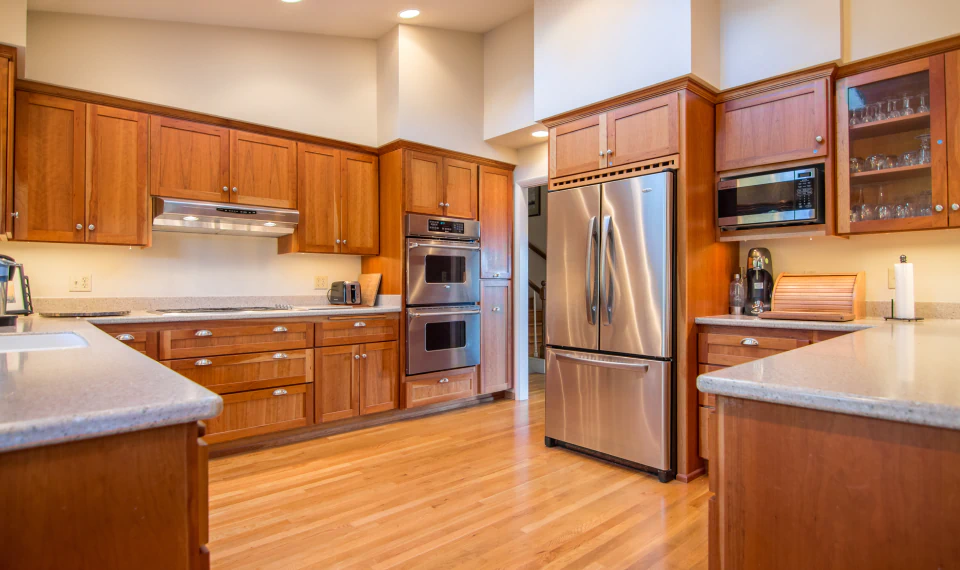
[163,349,313,394]
[316,315,399,347]
[698,332,810,367]
[159,322,311,359]
[203,384,312,444]
[95,325,158,359]
[404,367,476,409]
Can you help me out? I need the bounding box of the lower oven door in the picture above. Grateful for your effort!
[406,238,481,306]
[406,306,481,375]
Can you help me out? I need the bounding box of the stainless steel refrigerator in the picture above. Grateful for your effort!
[544,171,674,482]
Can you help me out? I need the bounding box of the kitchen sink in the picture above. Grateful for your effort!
[0,332,90,353]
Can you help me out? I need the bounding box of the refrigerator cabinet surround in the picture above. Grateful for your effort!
[545,348,671,474]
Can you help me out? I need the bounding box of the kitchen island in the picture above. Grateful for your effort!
[697,318,960,569]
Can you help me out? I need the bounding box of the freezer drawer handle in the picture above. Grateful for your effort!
[585,216,599,325]
[740,338,759,346]
[555,352,649,371]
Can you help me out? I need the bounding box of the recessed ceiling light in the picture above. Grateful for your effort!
[183,216,199,222]
[532,130,548,138]
[264,222,278,227]
[398,9,420,19]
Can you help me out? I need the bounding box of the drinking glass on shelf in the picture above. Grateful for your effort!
[860,186,878,221]
[886,98,901,119]
[917,134,932,164]
[877,186,894,220]
[901,93,915,116]
[900,150,919,167]
[873,102,888,122]
[850,157,864,173]
[917,92,930,114]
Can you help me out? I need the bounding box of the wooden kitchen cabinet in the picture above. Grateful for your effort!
[230,130,297,209]
[86,105,150,246]
[442,157,478,219]
[340,151,380,254]
[0,46,14,240]
[316,341,398,422]
[479,165,513,279]
[480,280,512,394]
[549,114,603,178]
[716,77,830,172]
[150,116,230,203]
[13,92,86,243]
[405,150,444,216]
[605,92,679,167]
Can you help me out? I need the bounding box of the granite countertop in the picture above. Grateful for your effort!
[0,318,222,453]
[696,318,960,430]
[695,314,880,332]
[84,305,402,325]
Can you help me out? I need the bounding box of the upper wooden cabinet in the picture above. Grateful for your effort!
[550,115,603,178]
[14,92,87,243]
[442,157,478,219]
[230,130,297,209]
[0,47,14,240]
[86,105,150,246]
[340,151,379,255]
[480,279,512,394]
[404,150,479,219]
[479,165,513,279]
[150,116,230,203]
[605,92,679,167]
[716,78,829,172]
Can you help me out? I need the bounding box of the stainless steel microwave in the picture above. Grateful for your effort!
[717,166,825,230]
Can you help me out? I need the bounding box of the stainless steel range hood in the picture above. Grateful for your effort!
[152,197,299,237]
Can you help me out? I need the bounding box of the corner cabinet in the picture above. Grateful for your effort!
[837,54,952,234]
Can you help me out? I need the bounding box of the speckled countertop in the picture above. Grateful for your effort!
[85,305,401,325]
[696,317,960,430]
[0,318,223,453]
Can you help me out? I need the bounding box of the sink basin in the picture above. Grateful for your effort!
[0,332,90,353]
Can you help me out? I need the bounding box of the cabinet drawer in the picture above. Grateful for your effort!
[96,325,158,359]
[163,349,313,394]
[698,332,810,367]
[159,322,311,359]
[404,367,476,409]
[316,315,399,347]
[203,384,313,444]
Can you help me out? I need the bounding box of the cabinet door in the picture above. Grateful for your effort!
[316,345,359,423]
[359,341,398,415]
[150,116,229,202]
[480,280,512,394]
[85,105,149,246]
[606,92,679,167]
[442,157,478,219]
[479,166,513,279]
[947,50,960,227]
[550,114,603,179]
[13,92,86,242]
[341,151,380,255]
[281,143,340,254]
[230,130,297,209]
[404,150,444,215]
[0,54,13,239]
[716,78,829,172]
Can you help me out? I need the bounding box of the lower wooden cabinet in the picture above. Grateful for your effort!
[404,366,477,408]
[480,279,512,394]
[204,383,313,444]
[316,341,399,422]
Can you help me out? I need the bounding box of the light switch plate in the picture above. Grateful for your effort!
[314,276,329,290]
[888,267,896,289]
[70,275,92,292]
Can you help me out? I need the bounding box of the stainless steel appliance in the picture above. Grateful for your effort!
[152,197,299,237]
[745,247,773,315]
[717,165,824,231]
[405,214,480,306]
[544,171,675,482]
[405,305,481,375]
[328,281,361,305]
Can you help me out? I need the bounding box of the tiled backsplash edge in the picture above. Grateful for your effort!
[866,301,960,319]
[33,295,402,313]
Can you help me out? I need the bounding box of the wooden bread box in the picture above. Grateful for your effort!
[758,272,866,322]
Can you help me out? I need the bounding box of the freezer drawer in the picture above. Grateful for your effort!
[545,347,670,471]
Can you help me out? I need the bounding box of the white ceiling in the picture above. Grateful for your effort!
[27,0,534,39]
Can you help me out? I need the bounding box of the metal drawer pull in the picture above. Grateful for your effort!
[273,326,288,333]
[195,359,213,367]
[195,330,213,337]
[115,334,135,341]
[361,353,367,359]
[272,389,288,396]
[439,377,449,383]
[353,322,367,327]
[740,338,759,346]
[273,353,288,359]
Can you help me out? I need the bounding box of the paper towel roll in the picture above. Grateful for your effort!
[894,257,915,319]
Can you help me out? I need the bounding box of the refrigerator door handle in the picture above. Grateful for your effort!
[585,216,599,325]
[599,214,614,325]
[555,352,650,371]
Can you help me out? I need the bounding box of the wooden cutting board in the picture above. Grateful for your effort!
[358,273,381,307]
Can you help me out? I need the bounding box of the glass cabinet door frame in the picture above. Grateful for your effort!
[836,54,948,234]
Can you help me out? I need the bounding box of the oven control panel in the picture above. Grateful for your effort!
[428,219,465,234]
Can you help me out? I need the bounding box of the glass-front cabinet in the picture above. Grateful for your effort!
[837,54,951,234]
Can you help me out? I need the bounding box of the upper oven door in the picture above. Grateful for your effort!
[406,238,481,306]
[717,170,800,228]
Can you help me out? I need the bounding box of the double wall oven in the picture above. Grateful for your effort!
[405,214,481,376]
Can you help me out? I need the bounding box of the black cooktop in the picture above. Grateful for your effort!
[149,307,276,314]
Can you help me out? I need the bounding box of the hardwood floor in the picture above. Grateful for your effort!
[208,375,710,569]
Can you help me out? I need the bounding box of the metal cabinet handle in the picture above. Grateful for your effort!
[740,338,759,346]
[815,135,824,143]
[353,321,367,327]
[492,307,501,312]
[273,326,288,333]
[232,187,238,193]
[439,377,449,383]
[273,352,288,359]
[115,334,135,341]
[195,359,213,366]
[361,353,367,359]
[222,186,229,192]
[76,224,83,230]
[936,204,944,212]
[272,389,288,396]
[195,330,213,337]
[952,204,959,211]
[88,224,95,231]
[354,354,360,360]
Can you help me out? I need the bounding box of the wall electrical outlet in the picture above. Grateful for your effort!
[888,267,897,289]
[314,276,329,290]
[70,275,93,292]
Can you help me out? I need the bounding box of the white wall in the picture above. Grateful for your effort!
[26,11,378,146]
[845,0,960,62]
[534,0,692,120]
[2,233,361,298]
[483,11,535,140]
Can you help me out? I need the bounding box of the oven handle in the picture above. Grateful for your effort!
[409,308,481,318]
[408,241,480,251]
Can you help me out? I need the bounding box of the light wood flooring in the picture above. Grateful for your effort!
[208,375,710,569]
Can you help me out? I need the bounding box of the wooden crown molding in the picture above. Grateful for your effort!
[539,74,719,129]
[377,139,516,171]
[716,62,839,103]
[838,33,960,78]
[15,79,379,155]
